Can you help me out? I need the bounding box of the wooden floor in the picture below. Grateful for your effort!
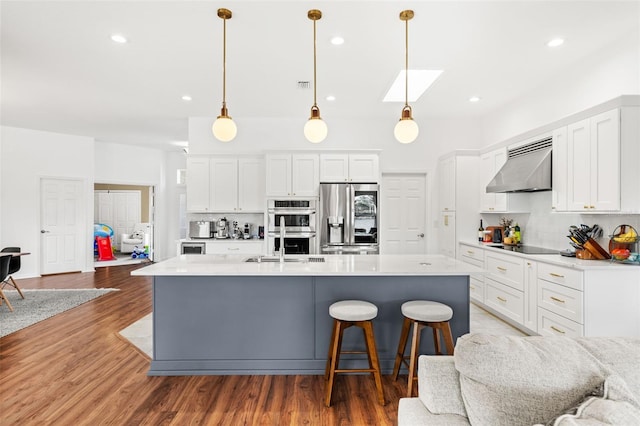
[0,264,408,425]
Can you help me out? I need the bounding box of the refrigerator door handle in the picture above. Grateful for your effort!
[346,184,353,245]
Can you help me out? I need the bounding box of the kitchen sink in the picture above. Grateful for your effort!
[244,256,325,263]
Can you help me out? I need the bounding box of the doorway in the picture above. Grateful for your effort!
[93,183,155,266]
[380,173,428,254]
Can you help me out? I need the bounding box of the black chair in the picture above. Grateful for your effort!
[1,247,24,299]
[0,255,13,312]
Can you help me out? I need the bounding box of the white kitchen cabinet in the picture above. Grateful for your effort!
[458,243,485,304]
[551,127,568,211]
[187,156,264,213]
[436,153,479,258]
[319,153,379,183]
[479,148,507,212]
[266,153,319,197]
[205,240,264,255]
[566,109,620,211]
[523,260,537,332]
[186,157,211,212]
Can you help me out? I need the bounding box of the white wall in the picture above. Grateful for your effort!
[480,29,640,146]
[0,126,95,277]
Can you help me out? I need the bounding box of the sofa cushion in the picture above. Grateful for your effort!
[398,398,470,426]
[574,337,640,397]
[454,334,610,426]
[543,374,640,426]
[418,355,467,417]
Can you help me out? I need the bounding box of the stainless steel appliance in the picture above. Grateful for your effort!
[267,199,317,254]
[319,183,379,255]
[243,223,252,239]
[189,221,213,239]
[215,217,229,239]
[486,136,552,193]
[180,241,206,254]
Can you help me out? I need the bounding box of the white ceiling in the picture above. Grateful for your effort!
[2,1,638,150]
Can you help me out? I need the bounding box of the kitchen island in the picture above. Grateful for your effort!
[131,254,484,376]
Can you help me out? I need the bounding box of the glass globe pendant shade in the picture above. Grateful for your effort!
[212,107,237,142]
[394,106,418,144]
[304,106,327,143]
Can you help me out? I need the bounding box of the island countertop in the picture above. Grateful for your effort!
[131,254,485,277]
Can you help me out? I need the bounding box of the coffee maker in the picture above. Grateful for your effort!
[327,216,344,244]
[215,217,228,239]
[243,223,252,239]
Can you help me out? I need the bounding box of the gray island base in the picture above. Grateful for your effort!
[132,254,481,376]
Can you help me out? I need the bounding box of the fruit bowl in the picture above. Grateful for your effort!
[609,225,639,264]
[611,248,631,261]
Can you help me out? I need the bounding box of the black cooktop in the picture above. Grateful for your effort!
[496,245,558,255]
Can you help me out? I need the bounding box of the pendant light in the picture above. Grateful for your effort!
[212,8,237,142]
[304,9,328,144]
[394,10,419,144]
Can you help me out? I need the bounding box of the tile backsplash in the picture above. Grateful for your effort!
[482,192,640,251]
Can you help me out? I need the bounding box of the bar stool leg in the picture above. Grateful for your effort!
[392,316,412,380]
[433,326,442,355]
[362,321,385,405]
[440,321,455,355]
[325,320,346,407]
[325,319,339,380]
[407,321,424,397]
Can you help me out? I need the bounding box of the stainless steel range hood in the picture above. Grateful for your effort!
[486,137,552,193]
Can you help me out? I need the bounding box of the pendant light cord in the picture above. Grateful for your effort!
[404,17,409,108]
[313,18,318,107]
[222,16,227,108]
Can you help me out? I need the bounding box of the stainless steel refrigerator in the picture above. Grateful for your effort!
[319,183,379,254]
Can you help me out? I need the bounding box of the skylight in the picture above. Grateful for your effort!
[383,70,443,102]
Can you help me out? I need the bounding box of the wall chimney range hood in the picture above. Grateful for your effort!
[486,137,552,193]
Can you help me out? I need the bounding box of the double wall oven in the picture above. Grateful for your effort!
[267,199,317,254]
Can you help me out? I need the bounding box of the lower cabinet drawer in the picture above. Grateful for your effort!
[485,277,524,324]
[469,276,484,303]
[485,252,525,291]
[461,255,484,281]
[538,279,583,324]
[206,242,264,255]
[537,307,584,337]
[537,262,583,291]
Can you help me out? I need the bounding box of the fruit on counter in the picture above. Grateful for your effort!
[613,228,638,242]
[611,248,631,260]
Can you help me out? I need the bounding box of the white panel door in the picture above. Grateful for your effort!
[567,118,591,210]
[41,178,85,275]
[590,109,620,211]
[210,158,238,211]
[380,173,427,254]
[112,191,141,246]
[238,158,265,211]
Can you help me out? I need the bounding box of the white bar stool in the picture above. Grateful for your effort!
[324,300,385,407]
[392,300,455,397]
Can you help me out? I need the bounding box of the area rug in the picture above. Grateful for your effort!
[119,313,153,358]
[0,288,118,338]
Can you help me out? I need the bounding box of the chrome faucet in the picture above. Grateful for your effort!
[279,216,285,263]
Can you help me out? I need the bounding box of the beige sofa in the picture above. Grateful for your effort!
[398,334,640,426]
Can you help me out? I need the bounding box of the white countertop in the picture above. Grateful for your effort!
[460,241,640,270]
[179,238,263,243]
[131,254,485,277]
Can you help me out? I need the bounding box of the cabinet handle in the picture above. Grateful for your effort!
[467,250,474,255]
[496,296,507,302]
[444,216,449,226]
[444,207,449,211]
[583,205,589,209]
[549,272,564,278]
[470,285,476,290]
[496,266,507,272]
[550,296,566,303]
[589,205,595,209]
[227,247,240,251]
[550,326,566,334]
[527,262,531,266]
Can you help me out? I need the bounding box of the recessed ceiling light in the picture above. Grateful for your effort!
[330,36,344,46]
[383,70,443,102]
[469,96,481,102]
[181,95,192,101]
[110,34,128,44]
[326,95,336,101]
[547,38,564,47]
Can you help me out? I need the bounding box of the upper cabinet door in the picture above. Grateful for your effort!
[551,127,568,212]
[291,154,319,197]
[186,157,211,212]
[210,158,238,211]
[567,118,591,211]
[319,154,349,182]
[266,154,293,197]
[238,158,265,211]
[438,156,456,211]
[590,109,620,211]
[479,148,507,212]
[492,149,508,211]
[348,154,379,183]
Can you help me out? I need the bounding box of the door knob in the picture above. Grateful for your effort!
[417,233,425,238]
[41,230,50,233]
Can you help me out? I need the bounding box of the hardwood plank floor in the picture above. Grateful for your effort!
[0,265,407,425]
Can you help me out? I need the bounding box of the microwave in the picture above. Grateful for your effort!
[189,221,213,239]
[267,199,317,234]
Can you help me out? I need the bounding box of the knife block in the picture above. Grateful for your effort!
[575,249,595,260]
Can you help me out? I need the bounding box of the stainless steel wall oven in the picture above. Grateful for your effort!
[267,199,318,254]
